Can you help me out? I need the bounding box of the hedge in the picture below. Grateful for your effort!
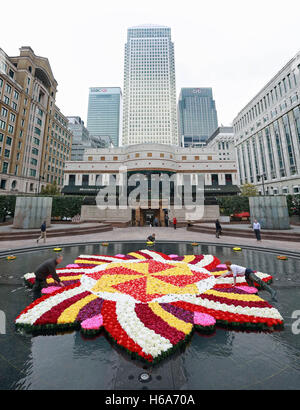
[216,196,250,216]
[0,195,17,222]
[51,196,85,218]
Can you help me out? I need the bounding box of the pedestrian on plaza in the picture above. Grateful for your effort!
[37,221,47,244]
[154,216,159,227]
[164,214,169,227]
[173,217,177,230]
[218,261,277,301]
[215,219,222,238]
[32,255,65,296]
[253,219,262,242]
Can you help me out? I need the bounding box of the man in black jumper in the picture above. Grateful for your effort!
[33,255,64,295]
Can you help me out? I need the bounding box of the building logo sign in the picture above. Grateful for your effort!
[193,89,202,93]
[91,88,108,93]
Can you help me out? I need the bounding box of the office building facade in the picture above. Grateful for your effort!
[0,46,72,194]
[87,87,122,147]
[233,51,300,195]
[67,116,93,161]
[178,88,218,147]
[122,25,178,146]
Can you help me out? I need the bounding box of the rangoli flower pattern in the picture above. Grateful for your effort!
[16,250,283,364]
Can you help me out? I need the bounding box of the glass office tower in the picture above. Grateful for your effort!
[122,25,178,146]
[178,88,218,147]
[87,87,122,147]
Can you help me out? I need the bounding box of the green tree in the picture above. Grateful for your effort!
[240,183,258,197]
[41,181,61,196]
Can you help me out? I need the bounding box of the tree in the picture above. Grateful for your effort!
[240,183,258,197]
[41,181,61,196]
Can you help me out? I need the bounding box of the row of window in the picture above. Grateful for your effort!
[235,65,300,132]
[237,106,300,184]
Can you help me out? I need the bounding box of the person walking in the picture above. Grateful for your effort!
[32,255,64,297]
[164,214,169,227]
[173,217,177,230]
[154,216,159,227]
[253,219,262,242]
[37,221,47,244]
[218,261,277,301]
[215,219,222,238]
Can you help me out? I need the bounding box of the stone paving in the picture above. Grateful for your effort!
[1,224,299,254]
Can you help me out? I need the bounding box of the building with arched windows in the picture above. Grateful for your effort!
[0,46,72,194]
[62,143,239,226]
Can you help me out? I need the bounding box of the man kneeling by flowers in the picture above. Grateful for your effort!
[32,254,65,297]
[218,261,278,302]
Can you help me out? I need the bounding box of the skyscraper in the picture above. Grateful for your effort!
[122,25,178,146]
[87,87,122,147]
[178,88,218,147]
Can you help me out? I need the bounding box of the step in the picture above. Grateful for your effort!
[0,224,113,241]
[187,226,300,242]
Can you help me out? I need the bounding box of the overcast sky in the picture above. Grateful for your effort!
[1,0,300,126]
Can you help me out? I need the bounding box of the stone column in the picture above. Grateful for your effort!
[13,196,52,229]
[249,196,290,230]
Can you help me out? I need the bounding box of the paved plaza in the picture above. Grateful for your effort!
[1,223,299,254]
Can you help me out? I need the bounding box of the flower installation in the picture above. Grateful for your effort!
[16,250,283,364]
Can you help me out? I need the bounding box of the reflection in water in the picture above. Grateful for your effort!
[1,241,299,390]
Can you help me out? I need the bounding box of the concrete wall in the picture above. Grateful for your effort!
[13,196,52,229]
[81,205,131,224]
[249,196,290,230]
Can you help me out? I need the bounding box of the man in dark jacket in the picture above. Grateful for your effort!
[32,255,64,294]
[147,233,156,243]
[215,219,222,238]
[37,221,47,244]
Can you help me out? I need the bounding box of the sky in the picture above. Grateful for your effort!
[1,0,300,127]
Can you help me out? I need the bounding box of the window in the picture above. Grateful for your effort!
[1,107,8,117]
[34,127,41,135]
[8,124,13,134]
[82,175,89,186]
[211,174,219,186]
[207,156,212,160]
[4,149,10,158]
[113,156,118,161]
[100,156,105,161]
[2,162,8,174]
[32,147,39,155]
[5,84,11,94]
[33,137,40,145]
[0,179,7,189]
[0,120,6,130]
[6,136,12,146]
[69,175,76,186]
[225,174,232,185]
[30,158,38,166]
